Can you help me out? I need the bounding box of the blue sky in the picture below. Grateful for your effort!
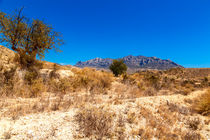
[0,0,210,67]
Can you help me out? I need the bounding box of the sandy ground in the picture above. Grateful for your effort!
[0,109,77,140]
[0,90,209,139]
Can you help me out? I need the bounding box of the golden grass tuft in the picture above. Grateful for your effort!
[192,89,210,116]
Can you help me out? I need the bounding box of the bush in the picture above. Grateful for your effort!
[47,78,70,94]
[0,67,17,96]
[49,64,60,79]
[30,78,45,97]
[47,68,112,94]
[57,78,71,94]
[24,70,39,84]
[183,131,201,140]
[109,59,127,77]
[144,74,160,90]
[143,87,156,96]
[75,106,114,139]
[72,68,112,93]
[3,67,16,84]
[192,89,210,116]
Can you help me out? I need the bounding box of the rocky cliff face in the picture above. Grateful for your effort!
[0,45,16,71]
[75,55,183,70]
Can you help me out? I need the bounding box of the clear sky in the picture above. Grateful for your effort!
[0,0,210,67]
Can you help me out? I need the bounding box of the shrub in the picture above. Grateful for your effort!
[122,73,136,85]
[47,78,71,94]
[72,68,112,93]
[109,59,127,77]
[3,129,12,139]
[3,66,17,84]
[192,89,210,116]
[201,77,209,87]
[143,87,156,96]
[30,78,45,97]
[0,67,17,96]
[49,64,60,79]
[47,68,112,94]
[75,106,114,139]
[183,131,201,140]
[144,74,160,90]
[187,118,200,130]
[24,70,39,84]
[57,78,71,94]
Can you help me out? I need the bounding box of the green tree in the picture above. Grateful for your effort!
[109,59,127,76]
[0,8,63,68]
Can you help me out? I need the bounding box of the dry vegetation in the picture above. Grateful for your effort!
[0,56,210,139]
[192,89,210,116]
[0,9,208,139]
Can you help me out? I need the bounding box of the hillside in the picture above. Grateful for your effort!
[0,46,209,139]
[0,45,16,71]
[75,55,182,70]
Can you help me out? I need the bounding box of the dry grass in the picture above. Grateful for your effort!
[138,106,179,139]
[0,90,108,120]
[0,92,74,119]
[113,82,143,99]
[192,89,210,116]
[74,106,114,139]
[132,105,203,140]
[71,67,113,94]
[3,130,12,139]
[186,118,201,131]
[47,67,113,95]
[118,68,210,98]
[0,64,210,139]
[1,65,209,99]
[0,66,113,98]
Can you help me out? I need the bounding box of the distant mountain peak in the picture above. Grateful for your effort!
[75,55,183,70]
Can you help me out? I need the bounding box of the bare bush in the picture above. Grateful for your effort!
[75,106,114,139]
[143,87,156,96]
[183,131,201,140]
[186,118,200,130]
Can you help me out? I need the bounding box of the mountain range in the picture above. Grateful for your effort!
[75,55,183,70]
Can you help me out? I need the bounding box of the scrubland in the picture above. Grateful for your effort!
[0,57,210,139]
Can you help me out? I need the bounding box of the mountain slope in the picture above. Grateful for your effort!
[75,55,183,70]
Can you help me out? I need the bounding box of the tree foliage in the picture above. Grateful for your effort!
[0,8,63,68]
[109,59,127,76]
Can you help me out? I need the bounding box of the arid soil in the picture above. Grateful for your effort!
[0,88,209,139]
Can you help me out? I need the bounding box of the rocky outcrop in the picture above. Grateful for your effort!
[0,45,74,79]
[75,55,183,70]
[0,45,16,71]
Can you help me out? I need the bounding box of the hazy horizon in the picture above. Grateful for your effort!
[0,0,210,68]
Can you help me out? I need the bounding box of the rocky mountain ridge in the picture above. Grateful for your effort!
[75,55,183,70]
